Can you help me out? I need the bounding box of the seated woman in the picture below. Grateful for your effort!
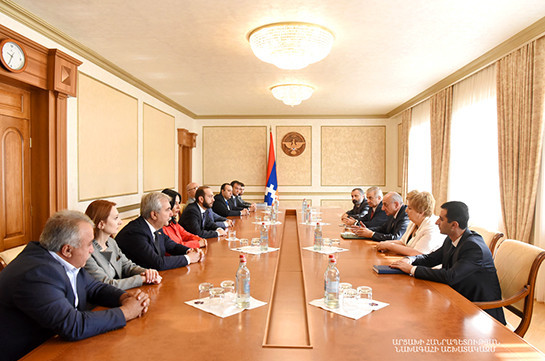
[162,189,207,248]
[84,200,162,290]
[376,190,443,256]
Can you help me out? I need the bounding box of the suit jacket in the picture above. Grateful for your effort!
[0,242,126,361]
[411,229,505,324]
[116,216,190,271]
[205,208,228,229]
[346,199,369,219]
[229,195,251,209]
[84,238,146,290]
[369,204,409,241]
[213,194,242,217]
[357,201,389,228]
[179,202,220,238]
[401,215,443,254]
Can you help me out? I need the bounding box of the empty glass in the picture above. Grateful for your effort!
[209,287,225,311]
[239,238,249,247]
[357,286,373,300]
[221,280,235,303]
[342,288,359,313]
[198,282,213,304]
[228,230,237,240]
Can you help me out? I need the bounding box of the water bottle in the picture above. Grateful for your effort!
[324,254,340,309]
[302,198,307,214]
[314,222,323,251]
[260,222,269,252]
[271,198,278,223]
[304,205,311,224]
[236,254,250,308]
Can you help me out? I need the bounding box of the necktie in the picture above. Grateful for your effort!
[153,231,161,254]
[226,199,230,210]
[202,210,207,227]
[370,208,375,219]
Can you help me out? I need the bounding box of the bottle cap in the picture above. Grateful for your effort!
[239,254,246,263]
[329,254,336,262]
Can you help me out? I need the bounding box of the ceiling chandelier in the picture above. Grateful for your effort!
[270,84,314,106]
[248,22,334,70]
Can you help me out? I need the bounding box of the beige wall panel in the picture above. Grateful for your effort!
[203,126,266,186]
[143,104,175,192]
[276,126,311,186]
[321,199,352,210]
[78,73,138,200]
[280,199,310,209]
[321,126,386,186]
[398,123,402,187]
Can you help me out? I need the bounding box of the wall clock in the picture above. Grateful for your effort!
[0,39,27,73]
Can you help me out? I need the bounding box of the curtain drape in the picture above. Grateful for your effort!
[408,100,432,193]
[401,109,412,199]
[430,87,453,215]
[496,38,545,243]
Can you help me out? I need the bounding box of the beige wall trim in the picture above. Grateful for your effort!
[387,16,545,118]
[117,203,140,213]
[195,114,389,120]
[0,0,196,118]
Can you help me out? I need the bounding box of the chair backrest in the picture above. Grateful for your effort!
[494,239,545,336]
[0,245,26,271]
[469,225,504,255]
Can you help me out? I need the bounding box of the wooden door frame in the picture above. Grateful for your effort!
[0,25,81,243]
[177,129,197,203]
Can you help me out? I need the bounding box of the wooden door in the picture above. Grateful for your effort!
[0,83,31,251]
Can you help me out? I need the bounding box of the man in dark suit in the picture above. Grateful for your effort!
[343,186,388,228]
[180,186,228,238]
[0,210,150,361]
[230,180,256,212]
[391,201,506,324]
[116,192,202,270]
[354,191,409,241]
[213,183,250,217]
[341,188,369,223]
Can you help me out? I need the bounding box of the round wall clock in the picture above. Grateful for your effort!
[0,39,27,73]
[281,132,306,157]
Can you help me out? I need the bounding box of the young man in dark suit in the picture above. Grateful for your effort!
[390,201,506,324]
[179,186,228,238]
[212,183,250,217]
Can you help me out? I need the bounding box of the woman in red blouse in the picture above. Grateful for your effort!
[161,189,207,248]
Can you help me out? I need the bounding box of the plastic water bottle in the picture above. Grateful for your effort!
[302,198,307,214]
[236,254,250,308]
[260,222,269,252]
[314,222,323,251]
[271,198,278,223]
[324,254,340,309]
[304,205,311,224]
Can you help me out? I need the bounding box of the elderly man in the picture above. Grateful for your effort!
[353,191,409,241]
[341,188,369,223]
[0,210,150,361]
[180,186,228,238]
[116,192,202,270]
[391,201,506,325]
[344,186,388,228]
[213,183,250,217]
[230,180,256,212]
[186,182,231,228]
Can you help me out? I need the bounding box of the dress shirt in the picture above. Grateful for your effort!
[48,251,80,307]
[144,219,191,264]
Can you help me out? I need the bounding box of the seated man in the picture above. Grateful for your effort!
[180,186,228,238]
[353,191,409,241]
[213,183,250,217]
[186,182,231,229]
[116,192,202,270]
[340,188,369,223]
[343,186,388,228]
[390,201,506,325]
[0,210,150,361]
[230,180,256,212]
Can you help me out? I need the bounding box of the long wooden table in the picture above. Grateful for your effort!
[23,208,545,360]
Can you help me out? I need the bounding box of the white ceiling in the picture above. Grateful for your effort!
[9,0,545,117]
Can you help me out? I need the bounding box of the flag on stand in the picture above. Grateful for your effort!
[264,130,278,206]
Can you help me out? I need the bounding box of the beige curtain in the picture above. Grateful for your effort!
[430,87,453,215]
[496,37,545,243]
[401,109,412,199]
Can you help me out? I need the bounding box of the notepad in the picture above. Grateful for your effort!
[373,265,406,274]
[341,232,367,239]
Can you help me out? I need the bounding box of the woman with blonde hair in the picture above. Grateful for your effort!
[376,190,443,256]
[84,200,162,290]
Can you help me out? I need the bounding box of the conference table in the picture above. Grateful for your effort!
[23,208,545,361]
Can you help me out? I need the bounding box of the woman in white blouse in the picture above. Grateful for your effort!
[376,190,443,256]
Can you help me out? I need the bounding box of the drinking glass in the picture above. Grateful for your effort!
[228,230,237,241]
[239,238,249,247]
[357,286,373,300]
[342,288,359,313]
[251,238,260,246]
[209,287,225,311]
[221,280,235,303]
[198,282,213,304]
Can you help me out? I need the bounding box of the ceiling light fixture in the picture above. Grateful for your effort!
[248,22,334,70]
[270,84,314,106]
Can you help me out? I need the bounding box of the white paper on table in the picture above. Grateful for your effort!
[251,221,282,226]
[309,298,389,320]
[185,296,267,318]
[300,222,330,226]
[302,246,349,254]
[230,246,280,255]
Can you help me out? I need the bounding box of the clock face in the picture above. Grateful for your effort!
[1,40,26,71]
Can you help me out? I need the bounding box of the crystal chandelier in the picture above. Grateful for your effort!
[248,22,334,70]
[270,84,314,106]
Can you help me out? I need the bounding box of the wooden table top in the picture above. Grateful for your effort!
[22,208,545,361]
